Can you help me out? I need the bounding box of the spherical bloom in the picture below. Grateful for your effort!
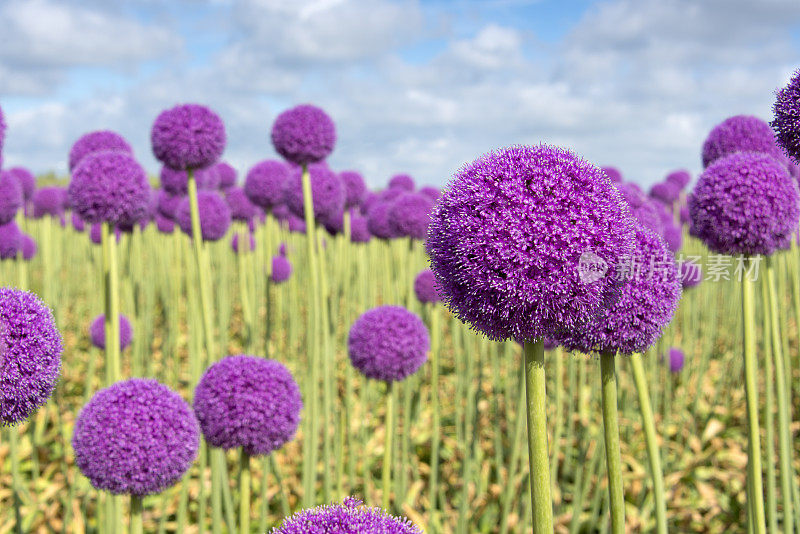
[71,213,85,232]
[271,256,292,283]
[69,151,151,227]
[348,306,429,382]
[32,187,66,218]
[689,152,800,255]
[155,214,175,234]
[427,144,636,342]
[160,166,188,195]
[151,104,226,171]
[772,70,800,163]
[20,234,36,261]
[649,182,680,205]
[366,202,396,239]
[272,497,422,534]
[387,193,433,240]
[665,170,691,190]
[662,222,682,253]
[176,190,232,242]
[6,167,36,200]
[271,104,336,165]
[379,187,404,204]
[601,166,623,183]
[389,174,415,191]
[157,190,183,219]
[414,269,441,304]
[193,355,302,456]
[89,224,121,246]
[340,170,367,208]
[558,228,681,355]
[195,166,221,190]
[244,160,291,210]
[225,187,260,221]
[287,214,307,234]
[285,163,345,221]
[702,115,782,168]
[232,232,255,254]
[0,170,23,225]
[616,182,663,235]
[214,162,237,189]
[89,313,133,351]
[0,288,63,425]
[679,261,702,289]
[419,186,441,201]
[0,222,21,260]
[361,191,380,214]
[668,347,685,373]
[350,213,371,243]
[72,379,199,495]
[69,131,132,172]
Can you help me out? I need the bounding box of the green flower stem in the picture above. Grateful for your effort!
[600,350,624,534]
[629,352,667,534]
[130,495,143,534]
[383,382,395,511]
[428,305,441,528]
[761,272,778,534]
[10,426,23,534]
[523,339,554,534]
[240,450,251,534]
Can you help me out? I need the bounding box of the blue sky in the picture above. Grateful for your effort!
[1,0,799,189]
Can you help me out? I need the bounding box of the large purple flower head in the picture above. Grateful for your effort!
[244,160,290,210]
[662,222,682,253]
[176,190,232,242]
[558,228,681,355]
[214,162,237,189]
[379,187,404,204]
[69,131,132,172]
[772,69,800,163]
[272,497,422,534]
[689,151,800,255]
[649,182,680,205]
[32,187,66,218]
[0,222,21,260]
[350,213,371,243]
[414,269,442,304]
[340,170,367,208]
[69,151,151,226]
[89,313,133,351]
[151,104,226,171]
[7,167,36,201]
[271,256,293,284]
[616,182,663,235]
[160,166,188,195]
[73,378,199,496]
[389,174,415,192]
[0,288,62,425]
[702,115,782,168]
[361,191,380,215]
[419,186,441,202]
[195,166,221,190]
[0,170,23,225]
[157,190,183,219]
[285,163,345,221]
[388,192,433,240]
[20,234,36,261]
[679,261,702,289]
[601,166,623,183]
[668,347,685,373]
[193,355,302,456]
[366,202,396,239]
[225,187,260,222]
[427,144,636,342]
[665,170,691,190]
[271,104,336,165]
[348,306,429,383]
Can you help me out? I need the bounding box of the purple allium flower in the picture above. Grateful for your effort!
[155,214,175,234]
[772,70,800,163]
[689,151,800,255]
[668,347,685,373]
[350,213,371,243]
[558,228,681,355]
[285,163,345,221]
[272,497,422,534]
[73,378,199,496]
[244,160,291,211]
[340,170,367,208]
[426,144,636,342]
[287,214,307,234]
[616,182,663,236]
[366,202,396,239]
[662,222,682,253]
[32,187,66,218]
[160,166,188,195]
[379,187,404,204]
[151,104,226,171]
[649,182,680,205]
[89,313,133,351]
[0,222,21,260]
[389,174,415,192]
[193,355,302,456]
[176,190,232,242]
[419,186,442,201]
[702,115,782,168]
[69,151,151,226]
[0,288,63,425]
[387,193,433,240]
[214,162,237,189]
[157,190,183,219]
[6,167,36,201]
[348,306,429,383]
[679,261,702,289]
[20,234,36,261]
[195,166,221,190]
[271,104,336,165]
[0,170,23,225]
[601,166,623,183]
[361,191,380,215]
[225,187,260,222]
[665,170,691,190]
[278,242,288,257]
[271,256,292,283]
[414,269,441,304]
[69,131,132,172]
[89,223,121,246]
[71,212,85,232]
[272,204,291,222]
[232,232,255,254]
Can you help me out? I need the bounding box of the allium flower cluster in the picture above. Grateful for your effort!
[271,256,293,283]
[772,69,800,164]
[176,190,232,241]
[32,187,66,218]
[414,269,442,304]
[151,104,226,170]
[649,182,680,205]
[225,187,260,221]
[89,313,133,351]
[6,167,36,200]
[69,131,132,172]
[616,182,663,235]
[272,497,422,534]
[389,174,415,191]
[366,202,395,239]
[21,234,36,261]
[601,166,623,183]
[214,162,237,189]
[388,193,433,240]
[668,347,685,373]
[702,115,782,168]
[271,104,336,165]
[665,170,691,190]
[244,160,291,210]
[285,163,344,221]
[0,222,21,260]
[0,170,23,225]
[340,171,367,208]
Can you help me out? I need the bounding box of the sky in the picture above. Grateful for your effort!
[1,0,799,189]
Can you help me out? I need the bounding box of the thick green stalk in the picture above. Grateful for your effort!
[10,426,23,534]
[523,339,554,534]
[240,451,251,534]
[130,495,143,534]
[761,272,778,534]
[383,382,395,511]
[428,305,441,528]
[600,351,625,534]
[102,222,121,385]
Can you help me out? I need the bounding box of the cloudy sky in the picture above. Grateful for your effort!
[1,0,799,188]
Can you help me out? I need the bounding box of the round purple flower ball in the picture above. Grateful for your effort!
[689,151,800,255]
[414,269,441,304]
[350,213,371,243]
[419,186,441,201]
[387,193,433,240]
[285,163,345,221]
[69,151,151,226]
[772,69,800,163]
[601,166,623,183]
[160,166,188,195]
[225,187,260,222]
[389,174,415,192]
[0,288,63,425]
[195,166,221,190]
[272,497,422,534]
[361,191,380,214]
[0,222,21,260]
[244,160,290,211]
[32,187,66,218]
[193,355,302,456]
[427,144,636,342]
[20,234,36,261]
[558,227,681,355]
[69,131,132,172]
[668,347,685,373]
[665,170,691,190]
[271,104,336,165]
[348,306,429,383]
[89,313,133,351]
[649,182,680,205]
[214,162,237,189]
[271,256,292,283]
[366,202,396,239]
[662,222,682,253]
[151,104,226,171]
[616,182,663,235]
[157,190,183,219]
[702,115,782,168]
[232,232,255,254]
[0,170,23,225]
[176,190,232,242]
[340,170,367,208]
[379,187,404,204]
[6,167,36,201]
[72,378,199,495]
[155,213,175,234]
[679,261,702,289]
